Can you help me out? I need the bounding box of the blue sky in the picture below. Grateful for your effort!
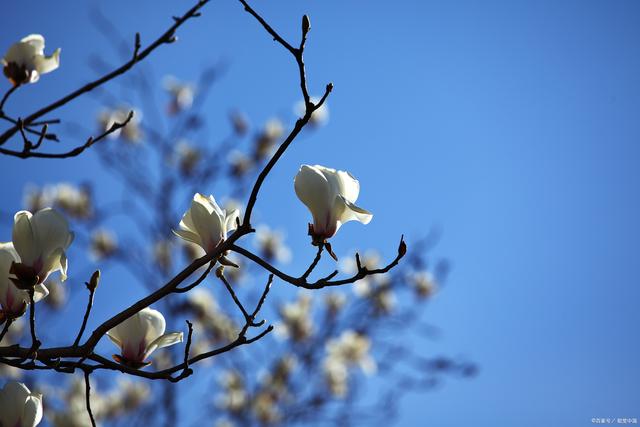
[1,0,640,426]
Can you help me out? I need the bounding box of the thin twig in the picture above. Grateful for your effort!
[231,237,407,289]
[0,111,134,159]
[27,290,41,355]
[0,85,18,112]
[174,261,214,293]
[73,284,97,347]
[84,370,97,427]
[301,244,324,280]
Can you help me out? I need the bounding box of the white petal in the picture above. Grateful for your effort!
[3,41,38,70]
[21,393,43,427]
[172,228,203,247]
[41,247,67,282]
[30,208,73,262]
[294,165,333,225]
[32,283,49,303]
[144,332,183,359]
[0,381,31,426]
[317,165,360,204]
[336,196,373,225]
[0,242,19,297]
[225,209,240,234]
[20,34,45,54]
[12,211,38,265]
[106,331,123,349]
[138,307,166,343]
[34,47,60,75]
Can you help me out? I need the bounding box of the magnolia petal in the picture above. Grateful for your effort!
[32,283,49,303]
[192,193,212,213]
[144,332,183,361]
[12,211,38,265]
[3,42,38,70]
[294,165,332,224]
[225,209,240,233]
[34,47,60,75]
[21,393,44,427]
[172,229,203,247]
[41,247,67,282]
[0,381,32,427]
[20,34,45,54]
[149,332,183,351]
[106,331,123,349]
[0,242,19,297]
[190,198,223,250]
[30,208,73,262]
[338,196,373,225]
[138,307,166,343]
[317,165,360,204]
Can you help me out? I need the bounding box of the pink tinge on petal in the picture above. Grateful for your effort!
[122,340,146,363]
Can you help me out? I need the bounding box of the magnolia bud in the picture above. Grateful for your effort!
[302,15,311,35]
[86,270,101,291]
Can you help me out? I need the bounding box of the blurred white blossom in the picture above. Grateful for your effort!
[254,225,291,264]
[294,96,329,127]
[275,294,313,341]
[98,107,142,143]
[163,75,195,114]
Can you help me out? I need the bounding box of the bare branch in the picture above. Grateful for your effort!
[0,0,211,151]
[84,370,97,427]
[230,236,407,289]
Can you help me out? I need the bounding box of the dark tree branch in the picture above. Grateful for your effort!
[231,236,407,289]
[174,261,215,293]
[0,111,134,158]
[84,370,97,427]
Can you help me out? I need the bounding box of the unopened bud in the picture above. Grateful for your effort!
[86,270,101,291]
[302,15,311,35]
[398,236,407,258]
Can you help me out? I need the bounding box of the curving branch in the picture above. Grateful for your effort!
[0,0,211,156]
[230,236,407,289]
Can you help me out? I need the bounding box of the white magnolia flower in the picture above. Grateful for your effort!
[295,96,329,126]
[326,330,376,375]
[12,208,74,284]
[294,165,372,242]
[254,226,291,264]
[0,243,49,319]
[275,294,314,342]
[2,34,60,86]
[413,271,437,298]
[98,107,142,143]
[106,307,183,368]
[173,193,240,253]
[254,118,284,161]
[0,381,43,427]
[163,75,195,114]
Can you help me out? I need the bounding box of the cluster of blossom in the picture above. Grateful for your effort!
[24,183,93,220]
[46,378,150,427]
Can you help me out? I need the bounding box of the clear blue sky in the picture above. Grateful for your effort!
[1,1,640,426]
